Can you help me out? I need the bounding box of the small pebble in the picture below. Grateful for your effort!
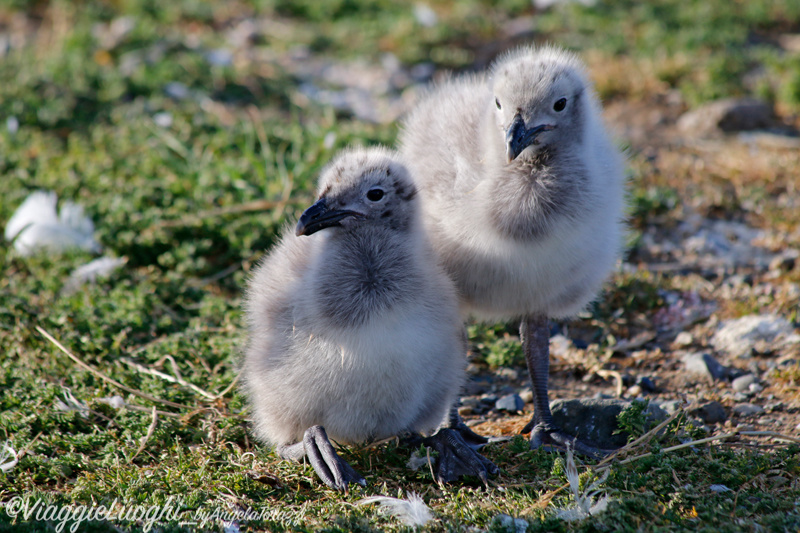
[731,374,757,393]
[764,402,783,413]
[690,401,727,424]
[626,385,643,397]
[519,389,533,404]
[682,352,729,381]
[495,394,525,413]
[732,403,765,417]
[737,424,755,431]
[636,376,657,392]
[674,331,694,346]
[659,400,682,415]
[480,394,498,406]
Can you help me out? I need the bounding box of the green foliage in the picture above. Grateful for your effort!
[468,323,525,369]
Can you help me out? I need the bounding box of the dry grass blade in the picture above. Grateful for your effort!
[130,406,158,462]
[36,325,195,411]
[120,356,217,400]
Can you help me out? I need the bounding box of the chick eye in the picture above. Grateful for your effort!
[553,98,567,112]
[495,97,501,110]
[366,188,384,202]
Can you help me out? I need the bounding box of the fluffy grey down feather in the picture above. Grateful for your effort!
[243,146,466,449]
[399,44,626,323]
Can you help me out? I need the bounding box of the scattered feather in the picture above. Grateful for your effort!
[0,441,18,473]
[64,256,127,293]
[222,522,240,533]
[555,444,611,522]
[54,388,90,418]
[406,449,428,471]
[5,190,101,256]
[710,484,732,493]
[97,395,127,409]
[357,492,433,527]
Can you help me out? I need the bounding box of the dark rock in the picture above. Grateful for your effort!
[463,377,490,396]
[550,398,667,450]
[682,352,730,381]
[636,376,657,392]
[496,394,525,413]
[689,401,727,424]
[677,98,777,137]
[479,394,498,406]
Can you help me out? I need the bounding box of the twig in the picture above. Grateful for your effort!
[212,374,240,400]
[739,430,800,444]
[130,407,158,462]
[36,325,194,410]
[595,369,624,398]
[609,433,739,468]
[120,356,217,400]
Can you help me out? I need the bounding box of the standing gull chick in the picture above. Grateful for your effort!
[399,46,626,455]
[243,147,497,490]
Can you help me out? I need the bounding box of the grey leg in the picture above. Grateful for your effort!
[446,404,489,446]
[520,315,611,458]
[278,425,366,491]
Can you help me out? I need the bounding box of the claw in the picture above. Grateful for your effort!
[421,428,499,486]
[523,421,612,459]
[301,425,366,491]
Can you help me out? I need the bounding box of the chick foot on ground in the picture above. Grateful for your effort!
[279,425,366,492]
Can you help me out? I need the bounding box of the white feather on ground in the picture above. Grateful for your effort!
[555,444,611,521]
[64,256,127,293]
[4,190,101,256]
[357,492,433,527]
[0,441,18,473]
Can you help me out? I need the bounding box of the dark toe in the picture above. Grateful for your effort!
[303,426,366,491]
[423,428,498,485]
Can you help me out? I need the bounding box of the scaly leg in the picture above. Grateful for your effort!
[520,315,610,458]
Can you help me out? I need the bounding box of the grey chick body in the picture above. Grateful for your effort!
[244,147,495,489]
[400,46,626,454]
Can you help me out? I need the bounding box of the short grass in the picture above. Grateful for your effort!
[1,1,799,531]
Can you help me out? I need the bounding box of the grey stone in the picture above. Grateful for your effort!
[493,513,529,533]
[550,398,667,450]
[732,403,765,417]
[689,401,727,424]
[682,352,730,381]
[658,400,682,415]
[677,98,776,137]
[496,394,525,413]
[712,314,795,358]
[731,374,758,393]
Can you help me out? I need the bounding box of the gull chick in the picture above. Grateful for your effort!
[243,147,496,490]
[400,45,626,455]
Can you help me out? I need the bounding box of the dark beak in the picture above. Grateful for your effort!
[295,198,363,236]
[505,114,555,162]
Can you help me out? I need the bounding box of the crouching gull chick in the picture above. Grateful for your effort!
[399,45,626,456]
[243,146,498,490]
